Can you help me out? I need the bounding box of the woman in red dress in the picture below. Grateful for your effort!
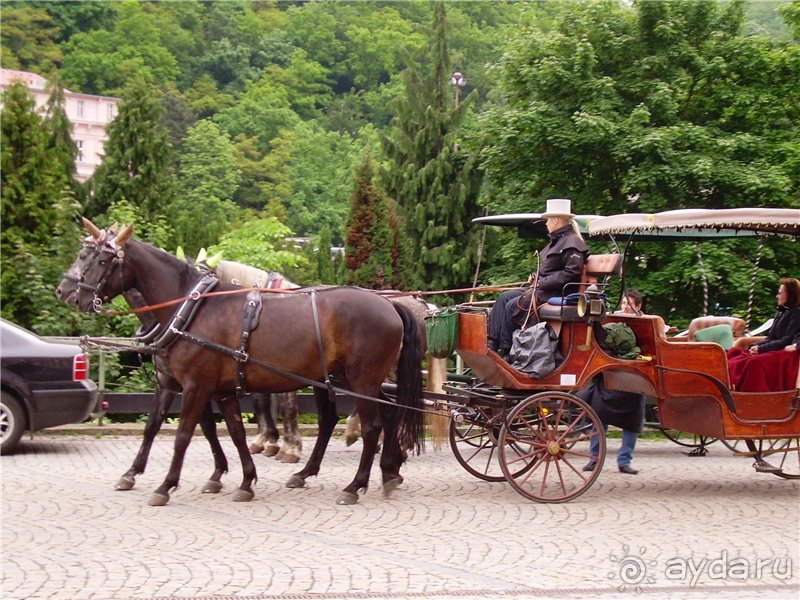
[726,278,800,392]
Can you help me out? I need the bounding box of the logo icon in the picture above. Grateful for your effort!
[609,545,657,592]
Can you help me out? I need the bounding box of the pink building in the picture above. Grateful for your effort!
[1,69,119,182]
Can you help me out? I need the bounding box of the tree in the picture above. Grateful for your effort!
[207,217,308,284]
[480,0,799,324]
[0,5,63,74]
[43,77,78,186]
[173,120,242,254]
[0,82,80,330]
[382,1,483,295]
[344,154,395,289]
[88,78,176,236]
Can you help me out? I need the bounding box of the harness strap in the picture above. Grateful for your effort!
[310,290,335,399]
[152,276,219,350]
[236,290,263,399]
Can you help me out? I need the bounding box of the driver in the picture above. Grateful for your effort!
[487,198,588,356]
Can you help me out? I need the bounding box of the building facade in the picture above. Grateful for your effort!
[1,69,119,182]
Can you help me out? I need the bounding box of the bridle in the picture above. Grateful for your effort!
[76,238,127,312]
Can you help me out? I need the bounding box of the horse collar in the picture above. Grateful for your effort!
[151,275,220,350]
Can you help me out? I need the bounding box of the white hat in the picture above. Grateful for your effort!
[541,198,574,218]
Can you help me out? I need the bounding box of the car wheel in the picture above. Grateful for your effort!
[0,391,25,455]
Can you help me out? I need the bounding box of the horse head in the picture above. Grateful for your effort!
[69,217,135,313]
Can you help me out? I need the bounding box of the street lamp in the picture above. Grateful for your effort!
[450,71,466,107]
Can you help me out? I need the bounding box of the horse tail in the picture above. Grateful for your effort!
[391,301,425,455]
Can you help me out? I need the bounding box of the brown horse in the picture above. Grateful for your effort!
[57,246,302,490]
[68,219,424,506]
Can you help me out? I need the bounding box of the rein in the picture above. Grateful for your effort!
[95,283,523,316]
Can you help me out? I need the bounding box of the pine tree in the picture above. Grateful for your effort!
[88,78,175,228]
[381,1,483,296]
[43,77,78,186]
[344,153,395,289]
[0,82,78,329]
[314,225,335,284]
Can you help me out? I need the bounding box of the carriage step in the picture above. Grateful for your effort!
[752,459,781,473]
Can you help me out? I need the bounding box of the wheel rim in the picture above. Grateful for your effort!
[659,428,717,448]
[498,392,605,503]
[0,401,14,442]
[449,406,508,482]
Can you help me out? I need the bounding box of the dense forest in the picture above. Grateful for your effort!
[1,0,798,341]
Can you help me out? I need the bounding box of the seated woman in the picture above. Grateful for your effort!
[487,198,588,355]
[726,278,800,392]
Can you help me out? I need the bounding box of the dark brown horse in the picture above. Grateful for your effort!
[68,220,424,506]
[57,241,230,493]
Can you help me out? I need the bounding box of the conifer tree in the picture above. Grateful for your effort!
[344,153,395,289]
[43,78,78,186]
[88,78,175,229]
[314,224,335,284]
[381,1,482,295]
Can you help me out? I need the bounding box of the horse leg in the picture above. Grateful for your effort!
[116,384,177,491]
[262,393,281,457]
[217,396,258,502]
[148,388,208,507]
[286,388,336,489]
[378,396,405,497]
[198,401,229,494]
[337,399,383,505]
[275,392,302,463]
[344,407,361,447]
[249,393,277,455]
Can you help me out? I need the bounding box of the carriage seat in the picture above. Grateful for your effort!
[687,316,746,351]
[538,253,623,321]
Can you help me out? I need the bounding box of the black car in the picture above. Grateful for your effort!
[1,319,97,454]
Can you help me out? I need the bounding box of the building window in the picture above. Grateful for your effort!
[76,140,84,162]
[77,100,84,118]
[107,104,114,120]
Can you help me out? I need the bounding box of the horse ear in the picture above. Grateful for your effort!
[82,217,103,240]
[115,224,134,246]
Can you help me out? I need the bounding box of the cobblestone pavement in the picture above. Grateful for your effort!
[2,432,798,600]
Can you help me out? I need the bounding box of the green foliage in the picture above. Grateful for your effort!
[207,217,308,279]
[0,5,63,75]
[480,0,799,323]
[173,119,242,254]
[382,2,484,298]
[88,78,176,235]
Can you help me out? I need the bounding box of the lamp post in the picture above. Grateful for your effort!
[449,71,466,108]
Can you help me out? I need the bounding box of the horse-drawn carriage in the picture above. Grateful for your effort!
[60,208,799,506]
[434,207,800,502]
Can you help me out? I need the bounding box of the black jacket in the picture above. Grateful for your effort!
[533,224,589,305]
[757,305,800,353]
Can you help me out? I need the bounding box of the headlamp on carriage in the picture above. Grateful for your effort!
[577,291,607,320]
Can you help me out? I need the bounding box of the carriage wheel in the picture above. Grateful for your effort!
[498,392,605,503]
[449,406,511,482]
[659,428,718,449]
[745,438,800,479]
[720,439,743,453]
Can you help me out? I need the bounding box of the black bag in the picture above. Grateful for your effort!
[508,321,562,377]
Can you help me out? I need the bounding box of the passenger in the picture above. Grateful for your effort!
[487,198,588,356]
[726,278,800,392]
[579,288,647,475]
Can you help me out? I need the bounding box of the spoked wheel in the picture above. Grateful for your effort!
[498,391,605,503]
[659,428,718,450]
[745,438,800,479]
[720,439,743,453]
[449,405,514,482]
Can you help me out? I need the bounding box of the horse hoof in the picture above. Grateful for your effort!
[336,491,359,505]
[281,455,300,464]
[115,476,135,491]
[232,489,254,502]
[147,493,169,507]
[285,475,306,489]
[201,480,223,494]
[263,445,279,457]
[383,476,404,497]
[344,434,359,447]
[249,443,264,454]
